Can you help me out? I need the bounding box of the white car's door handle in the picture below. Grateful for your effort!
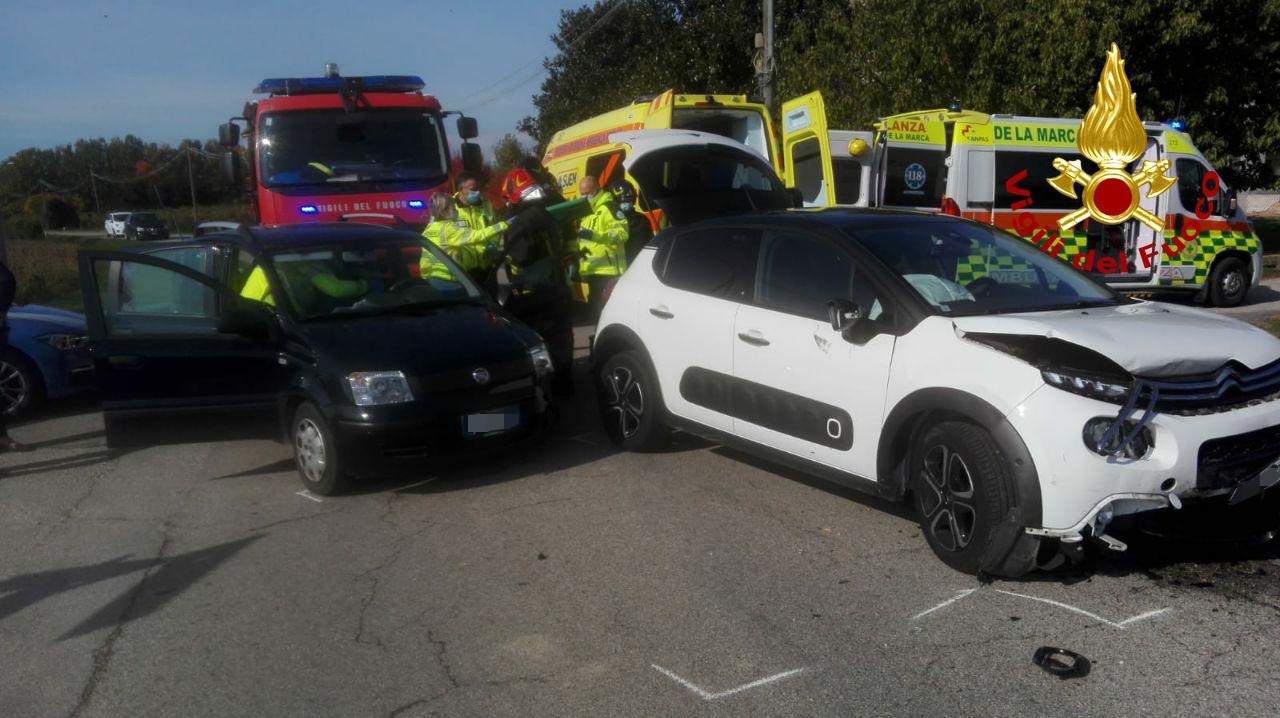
[649,305,674,319]
[737,330,770,347]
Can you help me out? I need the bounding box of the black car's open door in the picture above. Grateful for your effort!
[78,250,284,448]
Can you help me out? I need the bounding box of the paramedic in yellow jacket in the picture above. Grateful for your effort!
[453,172,499,231]
[573,175,629,319]
[420,193,516,282]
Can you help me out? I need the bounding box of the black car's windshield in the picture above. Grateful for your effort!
[629,143,791,225]
[847,219,1118,316]
[258,108,449,189]
[132,213,161,225]
[265,239,484,320]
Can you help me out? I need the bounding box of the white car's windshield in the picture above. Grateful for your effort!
[847,219,1119,316]
[267,240,484,320]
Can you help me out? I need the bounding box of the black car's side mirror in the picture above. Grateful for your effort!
[790,187,806,209]
[218,300,275,341]
[827,299,862,333]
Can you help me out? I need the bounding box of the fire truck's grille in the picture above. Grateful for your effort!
[1197,424,1280,491]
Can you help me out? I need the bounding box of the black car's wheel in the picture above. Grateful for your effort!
[0,348,45,417]
[1208,257,1249,307]
[912,421,1035,576]
[291,402,350,496]
[597,350,670,451]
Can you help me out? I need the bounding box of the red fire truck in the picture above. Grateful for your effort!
[217,64,482,228]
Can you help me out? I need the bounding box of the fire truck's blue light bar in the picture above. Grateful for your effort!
[1169,120,1185,131]
[299,205,318,215]
[254,76,426,96]
[407,199,424,209]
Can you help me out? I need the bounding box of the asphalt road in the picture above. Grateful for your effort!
[2,328,1280,717]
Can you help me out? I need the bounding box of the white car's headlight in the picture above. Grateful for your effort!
[529,344,554,377]
[1041,370,1131,402]
[348,371,414,406]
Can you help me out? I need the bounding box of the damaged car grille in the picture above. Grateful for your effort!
[1143,358,1280,415]
[1198,424,1280,491]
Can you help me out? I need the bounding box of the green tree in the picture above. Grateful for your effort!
[492,133,531,180]
[777,0,1280,188]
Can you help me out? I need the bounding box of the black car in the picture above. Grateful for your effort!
[124,212,170,241]
[76,223,555,494]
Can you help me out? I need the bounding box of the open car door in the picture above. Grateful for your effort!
[781,92,836,207]
[78,250,285,448]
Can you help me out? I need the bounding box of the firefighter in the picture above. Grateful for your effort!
[421,193,512,283]
[609,179,653,262]
[498,166,576,394]
[453,172,499,230]
[573,175,629,321]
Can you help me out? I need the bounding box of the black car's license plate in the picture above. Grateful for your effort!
[463,406,521,436]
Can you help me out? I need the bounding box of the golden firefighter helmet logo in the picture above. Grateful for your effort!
[1047,43,1176,232]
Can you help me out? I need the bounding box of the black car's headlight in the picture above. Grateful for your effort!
[1042,369,1132,402]
[37,333,88,351]
[529,343,554,377]
[348,371,414,406]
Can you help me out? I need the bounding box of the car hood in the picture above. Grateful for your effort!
[299,304,537,377]
[9,305,87,331]
[953,300,1280,377]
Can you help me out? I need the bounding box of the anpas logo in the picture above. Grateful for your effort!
[1046,44,1175,232]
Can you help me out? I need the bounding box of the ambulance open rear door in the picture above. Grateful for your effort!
[781,92,836,207]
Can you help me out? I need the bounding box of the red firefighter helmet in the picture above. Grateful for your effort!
[501,168,539,206]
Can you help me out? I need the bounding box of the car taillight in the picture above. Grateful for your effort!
[940,196,961,216]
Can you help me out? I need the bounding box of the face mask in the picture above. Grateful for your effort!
[620,202,633,212]
[466,190,481,204]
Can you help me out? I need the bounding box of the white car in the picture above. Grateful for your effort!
[104,211,131,237]
[592,203,1280,576]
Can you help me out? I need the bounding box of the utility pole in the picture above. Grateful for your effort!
[187,148,198,232]
[761,0,775,112]
[89,167,101,215]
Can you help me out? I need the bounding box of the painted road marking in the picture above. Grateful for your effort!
[911,588,978,620]
[995,589,1171,629]
[295,491,324,503]
[910,588,1170,629]
[651,664,805,701]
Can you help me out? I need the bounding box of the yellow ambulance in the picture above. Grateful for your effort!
[542,90,780,199]
[779,93,1260,307]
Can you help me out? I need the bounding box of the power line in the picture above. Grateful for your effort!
[456,0,630,112]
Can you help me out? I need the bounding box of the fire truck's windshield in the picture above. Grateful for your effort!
[258,108,448,189]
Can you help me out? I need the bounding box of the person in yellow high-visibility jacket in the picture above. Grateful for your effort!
[453,172,499,230]
[239,262,368,311]
[571,175,629,319]
[420,193,520,283]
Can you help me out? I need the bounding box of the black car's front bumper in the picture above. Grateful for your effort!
[328,378,554,477]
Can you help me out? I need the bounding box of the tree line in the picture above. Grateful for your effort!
[0,135,242,233]
[519,0,1280,190]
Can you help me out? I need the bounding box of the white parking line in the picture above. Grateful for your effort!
[911,588,978,620]
[651,664,806,700]
[295,491,324,503]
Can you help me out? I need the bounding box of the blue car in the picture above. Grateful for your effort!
[3,305,95,416]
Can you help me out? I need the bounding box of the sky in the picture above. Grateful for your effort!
[0,0,584,159]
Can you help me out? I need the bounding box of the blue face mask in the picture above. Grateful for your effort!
[466,190,481,204]
[620,202,633,212]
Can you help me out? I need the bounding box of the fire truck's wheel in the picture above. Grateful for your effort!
[1208,257,1249,307]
